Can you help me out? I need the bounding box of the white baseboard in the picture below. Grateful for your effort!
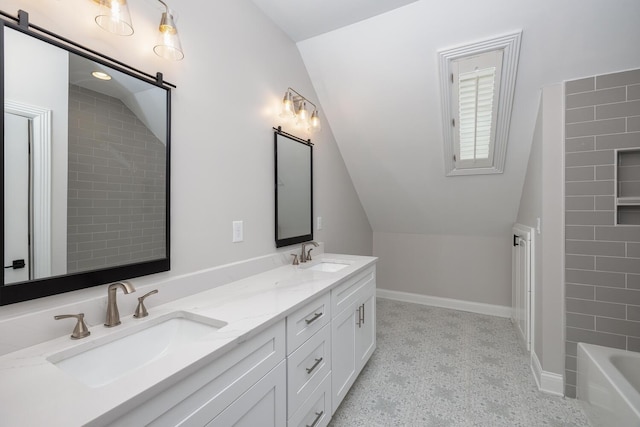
[531,351,564,396]
[376,288,511,318]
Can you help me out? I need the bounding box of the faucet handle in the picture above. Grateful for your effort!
[306,248,314,261]
[134,289,159,318]
[54,313,90,339]
[291,254,299,265]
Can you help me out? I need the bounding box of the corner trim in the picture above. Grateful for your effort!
[376,288,511,318]
[531,350,564,396]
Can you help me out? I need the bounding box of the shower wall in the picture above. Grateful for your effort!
[564,68,640,397]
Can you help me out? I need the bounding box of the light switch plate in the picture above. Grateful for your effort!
[232,221,243,242]
[317,216,323,230]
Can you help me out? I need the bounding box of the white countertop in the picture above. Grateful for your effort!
[0,253,376,426]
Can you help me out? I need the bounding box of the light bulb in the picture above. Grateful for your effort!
[309,110,321,133]
[280,91,295,119]
[296,101,309,127]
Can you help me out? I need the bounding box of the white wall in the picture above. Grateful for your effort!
[297,0,640,240]
[516,84,564,376]
[374,232,511,307]
[0,0,371,318]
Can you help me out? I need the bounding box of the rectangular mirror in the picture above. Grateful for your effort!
[274,129,312,248]
[1,17,171,305]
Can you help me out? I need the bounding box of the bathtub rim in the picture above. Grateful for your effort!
[577,342,640,421]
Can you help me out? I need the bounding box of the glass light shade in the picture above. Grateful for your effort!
[296,101,309,127]
[309,110,321,133]
[280,91,295,118]
[153,11,184,61]
[94,0,134,36]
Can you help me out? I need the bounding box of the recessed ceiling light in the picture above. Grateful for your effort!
[91,71,112,81]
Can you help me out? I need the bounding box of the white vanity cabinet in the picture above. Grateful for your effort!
[330,266,376,414]
[286,292,332,427]
[108,320,286,427]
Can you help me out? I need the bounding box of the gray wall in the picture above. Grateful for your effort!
[67,84,166,273]
[516,84,565,378]
[374,232,512,308]
[564,69,640,397]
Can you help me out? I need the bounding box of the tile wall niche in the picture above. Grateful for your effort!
[564,68,640,397]
[67,84,166,274]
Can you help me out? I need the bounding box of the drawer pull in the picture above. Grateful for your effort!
[306,411,324,427]
[356,304,364,328]
[305,357,323,374]
[305,312,323,325]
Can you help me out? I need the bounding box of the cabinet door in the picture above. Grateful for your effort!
[207,361,286,427]
[355,286,376,371]
[331,302,358,414]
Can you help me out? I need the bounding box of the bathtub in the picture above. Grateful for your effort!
[577,343,640,427]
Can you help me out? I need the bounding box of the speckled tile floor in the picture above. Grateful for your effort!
[329,298,590,427]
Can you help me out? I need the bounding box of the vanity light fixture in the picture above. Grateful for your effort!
[153,0,184,61]
[91,71,112,80]
[93,0,134,36]
[296,100,309,126]
[310,110,321,132]
[280,91,296,119]
[279,88,321,133]
[91,0,184,61]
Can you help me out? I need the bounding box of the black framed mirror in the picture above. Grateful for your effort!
[1,11,172,305]
[274,128,313,248]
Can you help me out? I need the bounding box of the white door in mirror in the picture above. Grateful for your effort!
[4,113,30,284]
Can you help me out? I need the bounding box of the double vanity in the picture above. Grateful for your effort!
[0,253,377,426]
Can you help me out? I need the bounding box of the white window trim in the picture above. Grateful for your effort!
[438,31,522,176]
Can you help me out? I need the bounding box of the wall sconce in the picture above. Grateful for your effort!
[91,0,184,61]
[279,88,321,133]
[94,0,133,35]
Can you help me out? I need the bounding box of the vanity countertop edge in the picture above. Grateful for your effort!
[0,253,377,426]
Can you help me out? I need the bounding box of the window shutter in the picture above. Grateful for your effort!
[448,48,505,171]
[458,67,496,161]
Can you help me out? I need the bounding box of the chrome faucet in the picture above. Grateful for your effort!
[105,281,135,327]
[300,241,319,263]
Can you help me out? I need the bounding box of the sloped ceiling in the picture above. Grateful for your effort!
[254,0,640,236]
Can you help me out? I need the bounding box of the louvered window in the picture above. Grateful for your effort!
[452,50,502,169]
[438,32,522,176]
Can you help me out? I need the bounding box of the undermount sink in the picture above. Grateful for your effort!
[47,311,227,388]
[307,261,351,272]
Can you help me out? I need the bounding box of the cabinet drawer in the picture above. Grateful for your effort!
[287,323,331,418]
[109,320,285,427]
[287,292,330,354]
[331,267,375,317]
[288,372,331,427]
